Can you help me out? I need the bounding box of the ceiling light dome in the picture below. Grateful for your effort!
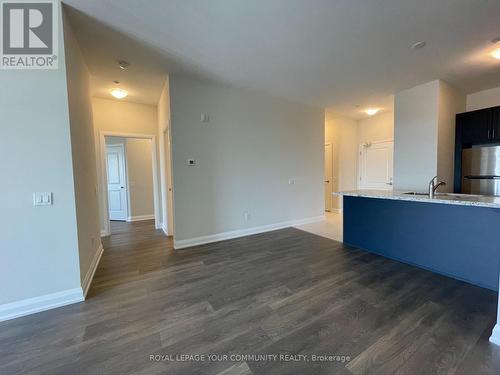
[110,88,128,99]
[365,108,379,116]
[492,48,500,60]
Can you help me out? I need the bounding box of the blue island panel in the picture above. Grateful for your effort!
[343,196,500,290]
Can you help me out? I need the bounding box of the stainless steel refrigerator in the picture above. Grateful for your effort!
[462,145,500,196]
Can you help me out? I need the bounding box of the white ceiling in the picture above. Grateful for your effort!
[64,0,500,118]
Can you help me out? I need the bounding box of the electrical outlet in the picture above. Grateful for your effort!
[288,179,295,185]
[187,159,196,166]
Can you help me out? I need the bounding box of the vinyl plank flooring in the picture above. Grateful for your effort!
[0,220,498,374]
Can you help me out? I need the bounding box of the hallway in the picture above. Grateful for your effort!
[294,212,343,241]
[1,221,499,374]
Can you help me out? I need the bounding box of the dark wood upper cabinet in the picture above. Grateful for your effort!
[491,106,500,141]
[457,109,493,144]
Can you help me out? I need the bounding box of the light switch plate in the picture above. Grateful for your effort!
[33,192,53,206]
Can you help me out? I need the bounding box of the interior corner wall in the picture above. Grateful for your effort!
[394,80,440,191]
[169,75,324,242]
[437,81,466,192]
[0,2,81,307]
[63,8,102,285]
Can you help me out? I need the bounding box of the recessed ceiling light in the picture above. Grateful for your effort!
[492,48,500,60]
[411,41,426,49]
[110,88,128,99]
[118,60,130,70]
[365,108,379,116]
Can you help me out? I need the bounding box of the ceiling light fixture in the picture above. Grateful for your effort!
[492,48,500,60]
[365,108,379,116]
[490,38,500,59]
[110,88,128,99]
[411,41,426,49]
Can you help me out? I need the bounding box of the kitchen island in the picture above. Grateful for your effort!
[338,190,500,291]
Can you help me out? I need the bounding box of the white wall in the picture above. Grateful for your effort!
[92,98,158,134]
[0,3,81,306]
[357,111,394,144]
[169,75,324,242]
[126,139,155,218]
[466,86,500,111]
[92,98,161,232]
[394,81,440,191]
[63,9,102,287]
[157,78,175,235]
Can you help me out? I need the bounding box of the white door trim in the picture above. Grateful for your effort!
[160,123,175,236]
[98,131,161,236]
[324,143,334,211]
[357,138,394,190]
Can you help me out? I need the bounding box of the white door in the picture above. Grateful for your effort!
[359,140,393,190]
[324,144,333,211]
[106,144,128,221]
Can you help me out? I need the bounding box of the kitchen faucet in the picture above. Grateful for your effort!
[428,176,446,198]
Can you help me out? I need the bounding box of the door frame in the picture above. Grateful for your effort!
[324,143,334,211]
[357,138,393,190]
[106,143,129,221]
[99,131,161,236]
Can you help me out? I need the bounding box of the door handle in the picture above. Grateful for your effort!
[120,186,124,189]
[386,182,393,185]
[324,180,330,183]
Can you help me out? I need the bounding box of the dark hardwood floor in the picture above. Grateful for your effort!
[1,220,500,374]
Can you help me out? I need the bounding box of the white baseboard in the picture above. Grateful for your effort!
[81,243,104,298]
[174,215,325,250]
[490,324,500,346]
[0,288,84,322]
[100,229,110,237]
[127,214,155,222]
[329,208,343,214]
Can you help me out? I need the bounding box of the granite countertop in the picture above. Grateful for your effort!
[335,189,500,208]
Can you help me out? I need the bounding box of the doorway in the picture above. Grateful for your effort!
[358,139,394,190]
[324,143,334,211]
[98,131,161,236]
